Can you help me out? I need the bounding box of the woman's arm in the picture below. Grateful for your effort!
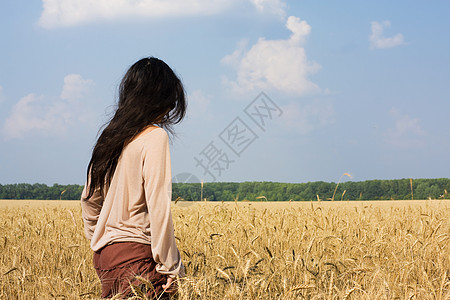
[143,129,184,278]
[80,184,104,240]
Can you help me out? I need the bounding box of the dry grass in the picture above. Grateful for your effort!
[0,200,449,299]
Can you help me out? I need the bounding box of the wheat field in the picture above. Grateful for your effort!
[0,200,449,299]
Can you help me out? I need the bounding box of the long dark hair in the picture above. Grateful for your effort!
[85,57,186,199]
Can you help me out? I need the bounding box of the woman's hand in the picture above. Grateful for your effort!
[162,276,177,294]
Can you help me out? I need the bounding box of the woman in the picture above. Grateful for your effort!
[81,57,186,299]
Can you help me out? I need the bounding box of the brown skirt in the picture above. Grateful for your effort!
[93,242,176,299]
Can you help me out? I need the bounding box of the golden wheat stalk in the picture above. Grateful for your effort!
[332,173,352,201]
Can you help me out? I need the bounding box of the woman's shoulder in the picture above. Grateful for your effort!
[122,127,168,156]
[140,126,168,141]
[121,127,169,164]
[135,127,169,154]
[131,126,168,144]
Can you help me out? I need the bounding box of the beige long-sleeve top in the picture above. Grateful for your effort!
[80,127,184,278]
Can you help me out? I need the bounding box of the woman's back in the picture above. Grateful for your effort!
[81,56,187,299]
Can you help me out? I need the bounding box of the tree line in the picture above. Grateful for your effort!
[0,183,84,200]
[0,178,449,201]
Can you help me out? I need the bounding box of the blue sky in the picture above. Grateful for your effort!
[1,0,449,185]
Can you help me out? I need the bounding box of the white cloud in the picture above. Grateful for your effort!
[61,74,93,101]
[2,74,94,139]
[222,16,320,95]
[249,0,286,18]
[370,21,405,49]
[187,89,213,120]
[3,94,67,138]
[39,0,287,28]
[385,108,425,147]
[279,99,334,134]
